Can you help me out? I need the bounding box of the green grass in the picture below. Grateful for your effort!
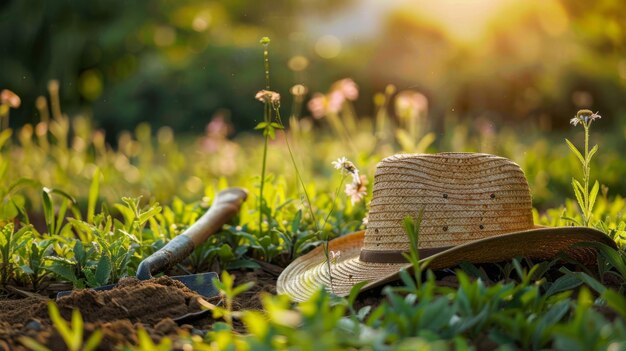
[1,81,626,349]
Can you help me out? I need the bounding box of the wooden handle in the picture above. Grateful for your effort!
[182,187,248,246]
[135,187,248,279]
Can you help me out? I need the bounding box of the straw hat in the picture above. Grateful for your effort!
[277,153,616,301]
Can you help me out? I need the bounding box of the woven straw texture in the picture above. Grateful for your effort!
[364,153,533,251]
[276,153,617,302]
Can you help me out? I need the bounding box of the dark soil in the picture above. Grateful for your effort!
[0,261,620,350]
[0,270,277,351]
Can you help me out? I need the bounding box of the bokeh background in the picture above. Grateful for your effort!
[2,0,625,136]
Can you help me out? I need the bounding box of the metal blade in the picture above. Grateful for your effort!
[56,272,220,299]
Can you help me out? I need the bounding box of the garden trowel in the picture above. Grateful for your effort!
[57,187,248,299]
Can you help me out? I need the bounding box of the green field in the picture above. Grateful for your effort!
[1,78,626,350]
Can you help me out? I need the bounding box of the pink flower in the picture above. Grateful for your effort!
[327,90,344,114]
[394,91,428,119]
[332,78,359,101]
[201,113,233,152]
[1,89,21,109]
[206,114,231,138]
[345,175,367,205]
[307,93,327,119]
[255,90,281,106]
[306,78,358,118]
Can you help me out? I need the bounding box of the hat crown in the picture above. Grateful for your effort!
[362,153,533,253]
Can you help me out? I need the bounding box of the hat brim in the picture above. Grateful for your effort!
[276,226,617,302]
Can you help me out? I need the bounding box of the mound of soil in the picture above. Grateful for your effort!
[0,270,276,351]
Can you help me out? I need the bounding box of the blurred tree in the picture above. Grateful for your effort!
[0,0,355,136]
[0,0,623,136]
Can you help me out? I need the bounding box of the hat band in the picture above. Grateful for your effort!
[359,246,453,263]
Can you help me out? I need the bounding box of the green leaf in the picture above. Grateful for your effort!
[7,178,40,197]
[347,281,369,307]
[87,168,100,224]
[531,301,569,350]
[48,188,77,205]
[588,180,599,218]
[559,267,606,294]
[270,122,283,129]
[565,139,585,165]
[0,129,13,149]
[585,242,626,279]
[83,330,103,351]
[138,204,162,225]
[415,132,437,153]
[42,189,55,235]
[571,179,585,214]
[94,254,112,286]
[45,263,80,287]
[74,241,86,265]
[70,309,83,350]
[12,198,30,225]
[19,264,35,275]
[545,274,582,297]
[560,216,581,226]
[232,282,255,297]
[17,337,51,351]
[266,126,276,140]
[48,302,73,347]
[588,144,598,161]
[254,122,268,130]
[221,270,234,290]
[604,289,626,320]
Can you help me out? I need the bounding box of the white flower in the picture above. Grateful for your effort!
[585,111,601,123]
[332,156,358,178]
[330,250,341,264]
[332,156,348,170]
[571,110,601,127]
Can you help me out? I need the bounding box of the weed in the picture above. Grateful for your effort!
[209,271,254,330]
[0,223,31,286]
[19,302,102,351]
[564,109,602,226]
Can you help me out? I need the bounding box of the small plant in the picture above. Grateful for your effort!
[45,240,112,288]
[208,271,254,330]
[19,302,102,351]
[254,36,281,238]
[16,238,53,291]
[564,109,601,226]
[0,223,31,286]
[42,187,80,236]
[132,328,172,351]
[114,196,162,259]
[400,210,429,291]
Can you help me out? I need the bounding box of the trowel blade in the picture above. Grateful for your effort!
[56,272,220,299]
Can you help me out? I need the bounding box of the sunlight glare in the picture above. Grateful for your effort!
[414,0,515,42]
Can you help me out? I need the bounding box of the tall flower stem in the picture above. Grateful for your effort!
[258,37,271,236]
[272,105,340,289]
[565,109,601,227]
